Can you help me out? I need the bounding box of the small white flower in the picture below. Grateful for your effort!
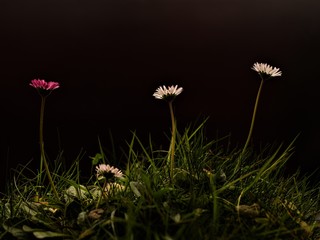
[153,85,183,100]
[96,164,123,180]
[252,62,282,78]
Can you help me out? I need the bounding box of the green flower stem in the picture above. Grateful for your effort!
[168,101,176,180]
[39,96,59,199]
[96,181,107,209]
[242,78,264,155]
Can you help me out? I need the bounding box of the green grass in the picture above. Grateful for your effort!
[1,121,320,239]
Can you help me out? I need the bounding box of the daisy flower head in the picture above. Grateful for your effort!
[252,63,282,79]
[30,79,60,90]
[30,79,60,96]
[153,85,183,101]
[96,164,124,181]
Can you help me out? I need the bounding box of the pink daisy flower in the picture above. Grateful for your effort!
[30,79,60,91]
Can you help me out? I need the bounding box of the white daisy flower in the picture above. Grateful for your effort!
[96,164,123,180]
[153,85,183,100]
[252,63,282,78]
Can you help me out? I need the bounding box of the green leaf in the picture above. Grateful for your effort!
[22,225,45,233]
[33,231,70,238]
[130,181,143,197]
[171,213,181,223]
[2,224,27,238]
[20,202,38,216]
[78,228,95,239]
[90,153,103,165]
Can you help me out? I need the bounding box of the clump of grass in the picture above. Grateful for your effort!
[1,121,320,239]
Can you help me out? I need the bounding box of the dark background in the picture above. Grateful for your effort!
[1,0,320,190]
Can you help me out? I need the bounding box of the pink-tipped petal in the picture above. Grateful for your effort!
[30,79,60,91]
[47,81,60,90]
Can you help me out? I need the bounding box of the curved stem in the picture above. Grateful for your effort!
[39,96,59,199]
[242,79,264,155]
[37,97,45,186]
[168,101,176,180]
[96,181,107,209]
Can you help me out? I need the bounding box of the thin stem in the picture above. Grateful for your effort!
[96,181,107,209]
[39,96,59,199]
[242,79,264,155]
[37,97,45,187]
[168,101,176,180]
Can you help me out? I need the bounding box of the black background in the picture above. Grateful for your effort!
[1,0,320,190]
